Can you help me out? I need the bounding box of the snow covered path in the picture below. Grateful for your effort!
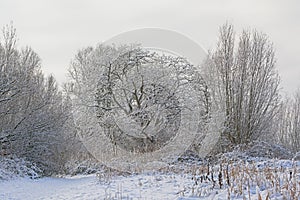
[0,174,197,200]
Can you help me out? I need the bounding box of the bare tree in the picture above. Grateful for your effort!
[202,23,280,147]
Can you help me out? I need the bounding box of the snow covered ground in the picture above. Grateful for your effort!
[1,159,299,200]
[0,173,269,200]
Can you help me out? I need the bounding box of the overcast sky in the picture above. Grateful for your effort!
[1,0,299,95]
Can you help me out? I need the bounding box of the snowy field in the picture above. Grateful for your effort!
[1,159,299,200]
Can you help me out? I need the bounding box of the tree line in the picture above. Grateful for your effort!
[0,23,299,175]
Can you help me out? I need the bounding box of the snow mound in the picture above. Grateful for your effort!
[0,156,42,180]
[246,141,293,160]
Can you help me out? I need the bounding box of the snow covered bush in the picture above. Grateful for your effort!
[0,156,42,180]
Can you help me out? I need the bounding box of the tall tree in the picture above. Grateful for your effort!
[202,23,280,146]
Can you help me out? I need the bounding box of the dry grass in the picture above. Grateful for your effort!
[172,159,300,199]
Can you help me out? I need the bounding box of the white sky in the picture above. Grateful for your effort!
[1,0,299,95]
